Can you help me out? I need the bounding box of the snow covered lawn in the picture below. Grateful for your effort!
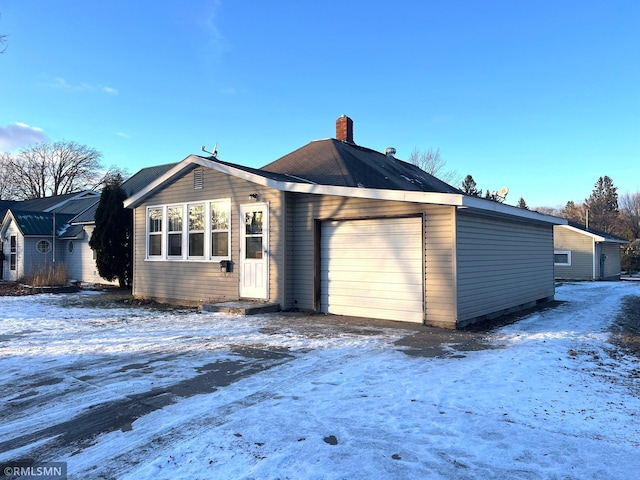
[1,281,639,479]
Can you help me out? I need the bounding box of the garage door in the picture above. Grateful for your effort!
[320,217,424,323]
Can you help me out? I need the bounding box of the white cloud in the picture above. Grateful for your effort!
[116,132,130,139]
[44,76,118,95]
[0,122,49,152]
[201,0,230,58]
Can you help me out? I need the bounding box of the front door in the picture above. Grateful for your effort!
[239,203,269,299]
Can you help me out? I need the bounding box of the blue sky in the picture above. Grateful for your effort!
[0,0,638,208]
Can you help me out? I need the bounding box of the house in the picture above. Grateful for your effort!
[554,222,628,281]
[124,116,566,329]
[0,191,101,282]
[0,163,177,285]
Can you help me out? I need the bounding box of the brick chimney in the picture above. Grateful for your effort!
[336,115,354,143]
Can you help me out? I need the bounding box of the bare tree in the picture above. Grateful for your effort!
[409,148,459,184]
[619,192,640,240]
[0,152,19,199]
[4,141,103,199]
[562,200,586,224]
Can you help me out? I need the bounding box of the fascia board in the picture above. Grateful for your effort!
[125,155,565,226]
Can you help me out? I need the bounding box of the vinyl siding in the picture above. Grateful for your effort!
[456,212,555,325]
[62,226,118,285]
[132,168,285,306]
[554,227,594,280]
[424,205,457,328]
[602,243,622,280]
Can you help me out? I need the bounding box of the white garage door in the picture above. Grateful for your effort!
[320,217,424,323]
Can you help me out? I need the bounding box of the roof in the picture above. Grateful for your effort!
[121,163,179,197]
[17,191,99,212]
[4,210,76,236]
[559,221,630,244]
[262,139,462,194]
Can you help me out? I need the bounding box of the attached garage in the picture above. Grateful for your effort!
[320,216,424,323]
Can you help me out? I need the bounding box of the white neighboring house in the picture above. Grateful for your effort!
[0,191,107,283]
[0,163,177,284]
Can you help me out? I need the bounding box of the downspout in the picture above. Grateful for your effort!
[52,211,56,267]
[592,241,597,280]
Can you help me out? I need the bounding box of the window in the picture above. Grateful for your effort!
[36,239,51,254]
[211,200,230,259]
[245,210,263,259]
[10,235,16,271]
[148,207,163,257]
[167,206,183,257]
[554,250,571,266]
[188,204,205,257]
[67,241,74,254]
[146,199,231,261]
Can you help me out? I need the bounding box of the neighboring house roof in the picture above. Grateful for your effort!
[559,221,630,244]
[122,163,179,197]
[2,210,76,236]
[18,191,100,213]
[262,138,462,194]
[0,200,17,222]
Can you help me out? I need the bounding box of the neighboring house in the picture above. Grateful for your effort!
[124,116,566,329]
[0,163,177,285]
[554,222,629,281]
[0,191,101,282]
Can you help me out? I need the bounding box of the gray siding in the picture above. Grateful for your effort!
[456,212,555,326]
[132,168,285,306]
[602,243,622,280]
[554,227,594,280]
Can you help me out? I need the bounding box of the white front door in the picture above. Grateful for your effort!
[239,203,269,299]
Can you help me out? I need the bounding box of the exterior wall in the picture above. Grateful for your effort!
[132,168,285,306]
[288,193,429,312]
[287,193,458,325]
[424,205,457,328]
[455,212,555,327]
[23,236,55,277]
[554,227,594,280]
[2,223,22,281]
[601,243,622,280]
[62,226,118,285]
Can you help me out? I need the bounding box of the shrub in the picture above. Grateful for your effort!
[621,239,640,274]
[21,264,71,286]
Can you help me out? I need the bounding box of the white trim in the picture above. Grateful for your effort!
[557,224,629,244]
[145,199,231,262]
[554,250,572,266]
[124,156,566,226]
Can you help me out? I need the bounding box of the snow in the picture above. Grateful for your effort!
[1,281,640,479]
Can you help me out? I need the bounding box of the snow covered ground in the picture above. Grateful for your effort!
[1,281,640,479]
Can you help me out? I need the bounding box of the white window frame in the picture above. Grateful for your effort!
[147,207,164,258]
[211,199,231,261]
[145,199,231,262]
[554,250,572,266]
[187,203,206,259]
[166,204,184,258]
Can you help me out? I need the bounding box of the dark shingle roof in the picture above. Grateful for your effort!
[261,139,462,194]
[122,163,179,196]
[566,221,629,243]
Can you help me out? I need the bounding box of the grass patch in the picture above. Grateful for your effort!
[21,264,71,287]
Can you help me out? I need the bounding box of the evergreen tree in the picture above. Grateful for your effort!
[89,174,132,287]
[584,176,619,233]
[461,175,482,196]
[562,200,585,224]
[517,197,529,209]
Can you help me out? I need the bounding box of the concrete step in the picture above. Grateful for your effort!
[201,301,280,315]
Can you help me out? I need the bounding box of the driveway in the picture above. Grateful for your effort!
[1,283,639,479]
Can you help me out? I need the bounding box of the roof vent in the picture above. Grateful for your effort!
[385,147,396,157]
